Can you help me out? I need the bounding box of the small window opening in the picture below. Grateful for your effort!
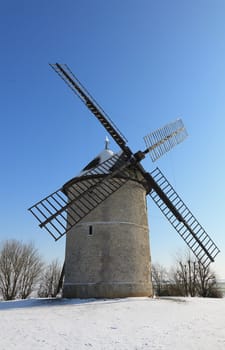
[89,225,93,235]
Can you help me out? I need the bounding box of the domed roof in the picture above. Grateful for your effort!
[78,138,118,177]
[63,139,120,190]
[79,148,115,176]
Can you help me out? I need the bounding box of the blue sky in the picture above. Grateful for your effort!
[0,0,224,278]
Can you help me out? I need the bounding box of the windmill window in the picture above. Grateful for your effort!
[89,225,93,235]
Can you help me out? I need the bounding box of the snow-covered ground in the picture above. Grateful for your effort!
[0,297,224,350]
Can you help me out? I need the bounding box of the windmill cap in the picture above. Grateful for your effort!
[62,146,117,191]
[78,147,115,176]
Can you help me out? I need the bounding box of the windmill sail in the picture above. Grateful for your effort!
[148,167,220,267]
[28,153,133,240]
[50,63,132,156]
[143,119,188,162]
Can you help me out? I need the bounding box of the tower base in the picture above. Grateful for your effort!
[63,282,152,299]
[63,179,153,299]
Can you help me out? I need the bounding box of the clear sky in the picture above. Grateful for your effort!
[1,0,224,278]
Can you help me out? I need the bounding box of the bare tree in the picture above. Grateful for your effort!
[0,240,43,300]
[152,263,169,296]
[18,243,44,299]
[172,258,197,297]
[195,261,217,297]
[172,254,221,297]
[38,259,62,298]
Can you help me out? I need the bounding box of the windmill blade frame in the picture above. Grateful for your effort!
[143,118,188,162]
[148,167,220,267]
[50,63,132,156]
[28,152,143,240]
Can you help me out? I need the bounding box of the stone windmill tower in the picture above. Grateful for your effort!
[29,64,220,298]
[62,139,152,298]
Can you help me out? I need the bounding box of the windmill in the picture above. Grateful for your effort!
[29,64,220,298]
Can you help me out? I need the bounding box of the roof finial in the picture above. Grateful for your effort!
[105,136,109,149]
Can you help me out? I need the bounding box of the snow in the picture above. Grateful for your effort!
[0,297,225,350]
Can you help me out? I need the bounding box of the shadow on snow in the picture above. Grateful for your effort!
[0,296,153,311]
